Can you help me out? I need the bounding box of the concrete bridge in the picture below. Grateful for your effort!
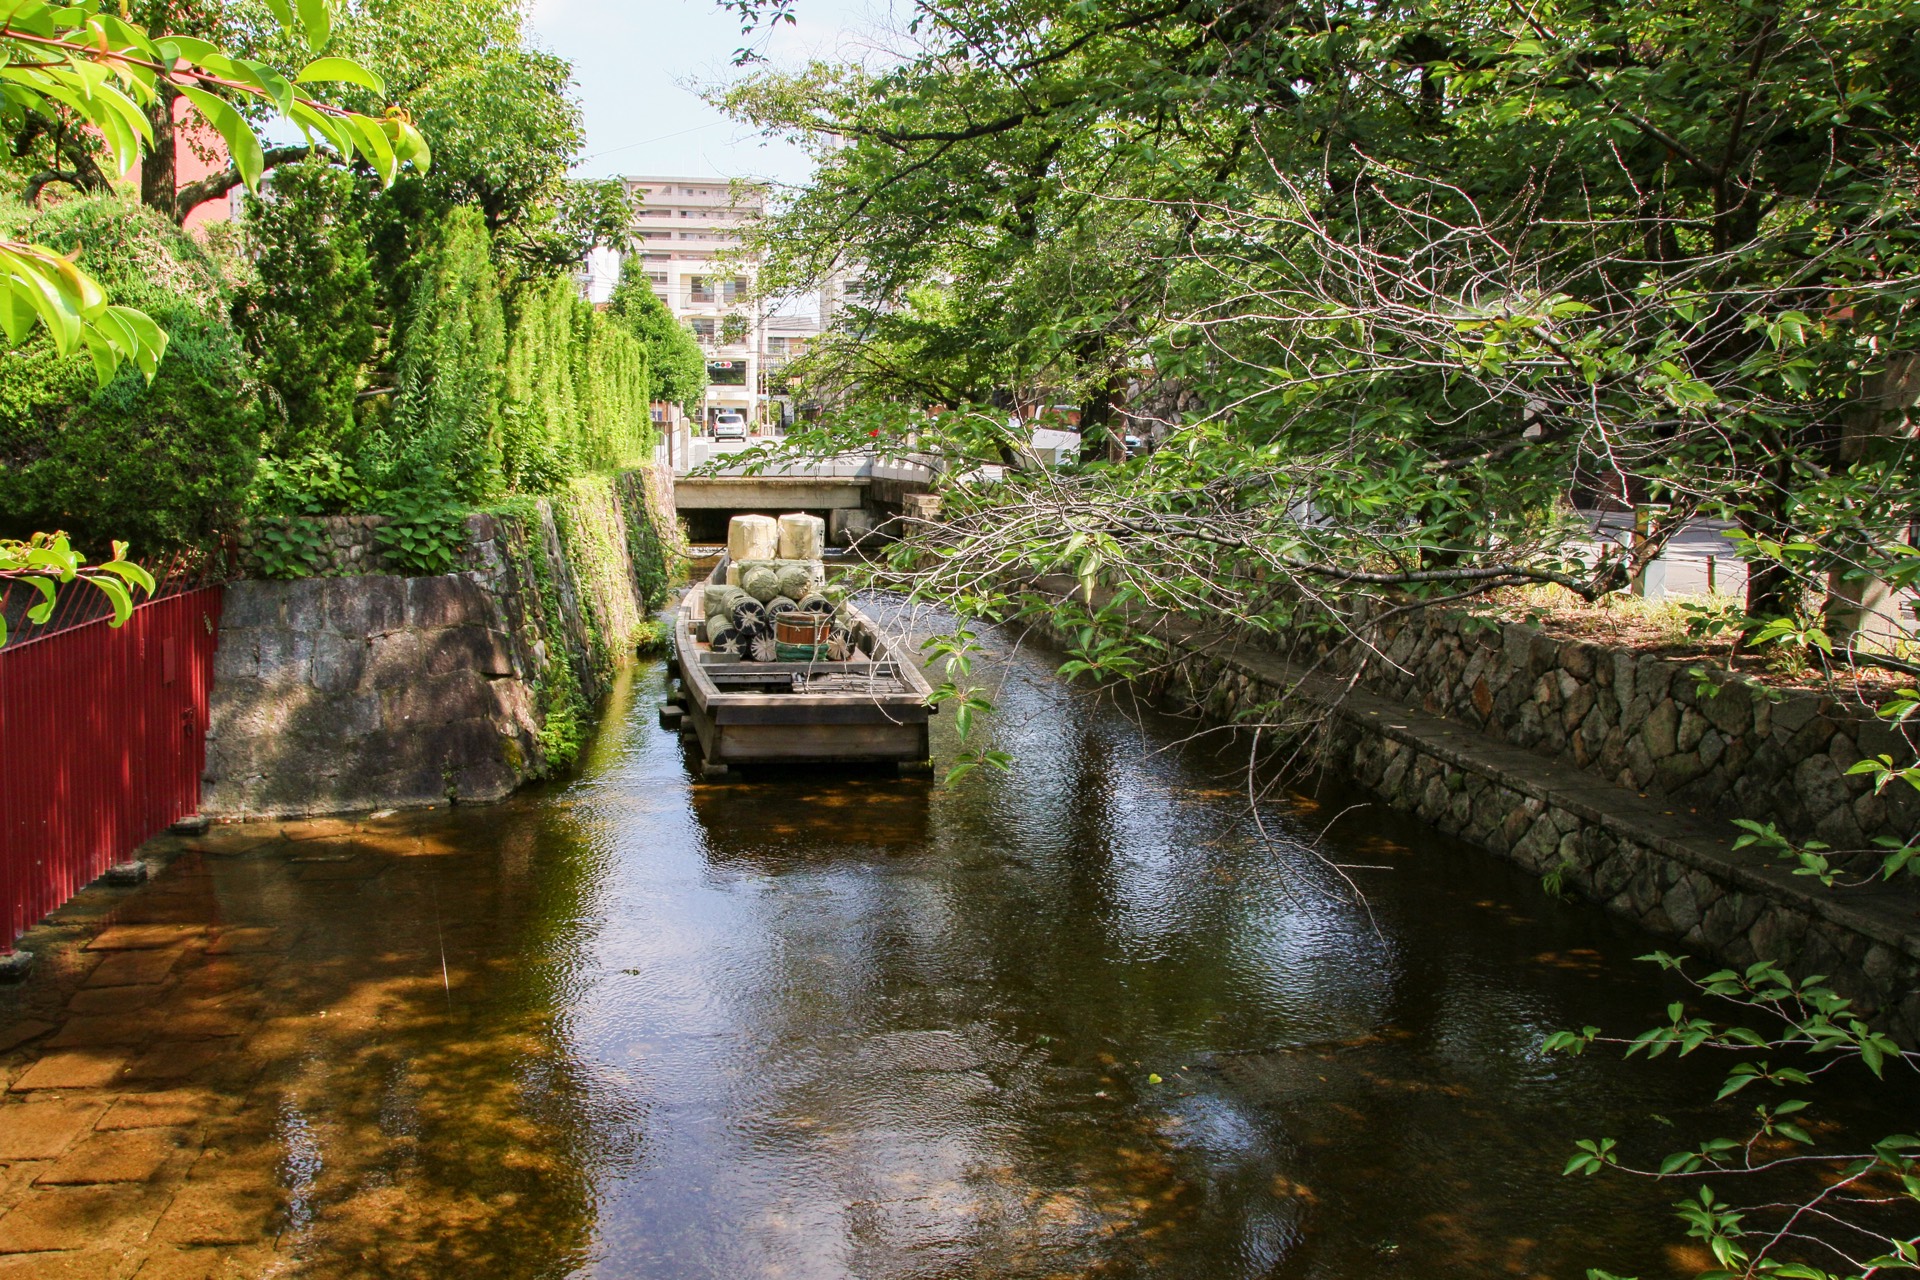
[661,439,950,543]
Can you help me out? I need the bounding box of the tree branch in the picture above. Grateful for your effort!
[23,169,97,204]
[170,144,313,221]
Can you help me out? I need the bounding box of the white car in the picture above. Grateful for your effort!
[712,413,748,441]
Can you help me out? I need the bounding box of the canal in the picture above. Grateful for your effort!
[1,606,1801,1277]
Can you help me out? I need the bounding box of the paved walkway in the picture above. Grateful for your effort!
[1577,511,1748,598]
[0,813,495,1278]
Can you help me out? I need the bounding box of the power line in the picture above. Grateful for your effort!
[578,120,725,164]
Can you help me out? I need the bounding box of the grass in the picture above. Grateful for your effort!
[632,618,668,656]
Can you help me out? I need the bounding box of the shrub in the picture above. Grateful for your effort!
[233,159,379,458]
[367,206,507,502]
[0,195,260,554]
[572,303,651,474]
[502,274,654,492]
[502,273,579,491]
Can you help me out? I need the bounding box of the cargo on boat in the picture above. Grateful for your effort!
[668,550,934,775]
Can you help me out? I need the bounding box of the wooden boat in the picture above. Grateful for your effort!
[669,557,935,775]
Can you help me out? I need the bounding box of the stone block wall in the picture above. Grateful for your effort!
[201,469,677,819]
[203,574,537,816]
[1359,613,1918,861]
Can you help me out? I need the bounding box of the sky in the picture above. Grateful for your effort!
[525,0,903,187]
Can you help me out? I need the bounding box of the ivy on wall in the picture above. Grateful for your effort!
[485,469,676,774]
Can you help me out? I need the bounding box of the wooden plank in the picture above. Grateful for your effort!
[706,667,890,687]
[714,721,926,763]
[713,700,930,727]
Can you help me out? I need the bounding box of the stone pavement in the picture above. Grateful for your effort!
[0,840,297,1279]
[0,807,594,1278]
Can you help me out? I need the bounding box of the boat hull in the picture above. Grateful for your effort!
[672,563,933,771]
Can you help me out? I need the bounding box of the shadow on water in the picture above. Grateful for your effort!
[0,608,1904,1279]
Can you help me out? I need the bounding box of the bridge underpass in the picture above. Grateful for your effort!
[665,444,941,545]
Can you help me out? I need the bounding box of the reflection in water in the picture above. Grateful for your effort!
[7,610,1879,1279]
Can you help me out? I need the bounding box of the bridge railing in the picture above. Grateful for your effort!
[665,438,1014,497]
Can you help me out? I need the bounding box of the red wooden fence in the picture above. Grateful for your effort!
[0,586,223,951]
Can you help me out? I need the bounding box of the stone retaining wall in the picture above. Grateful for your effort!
[202,470,677,819]
[1360,613,1917,861]
[202,570,536,815]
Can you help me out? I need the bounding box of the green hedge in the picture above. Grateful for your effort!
[503,274,651,492]
[0,195,657,556]
[378,206,508,501]
[0,196,260,554]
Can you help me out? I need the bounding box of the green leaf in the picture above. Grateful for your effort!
[21,575,55,623]
[177,84,266,192]
[295,56,385,96]
[296,0,332,49]
[347,112,397,185]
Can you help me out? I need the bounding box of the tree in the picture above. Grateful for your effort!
[608,273,708,414]
[374,205,507,501]
[232,157,379,456]
[724,0,1920,662]
[0,0,426,382]
[232,1,637,279]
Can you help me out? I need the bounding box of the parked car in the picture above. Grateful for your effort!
[712,413,748,441]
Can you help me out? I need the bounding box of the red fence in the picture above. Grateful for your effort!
[0,587,223,951]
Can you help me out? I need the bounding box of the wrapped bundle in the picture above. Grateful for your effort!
[796,592,833,614]
[748,630,780,662]
[729,596,767,628]
[704,583,745,620]
[775,563,814,601]
[778,513,826,559]
[766,596,799,616]
[704,616,737,648]
[827,624,855,661]
[725,562,741,586]
[741,563,781,603]
[727,514,779,562]
[734,619,772,659]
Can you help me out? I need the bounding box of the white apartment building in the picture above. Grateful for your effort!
[620,175,821,431]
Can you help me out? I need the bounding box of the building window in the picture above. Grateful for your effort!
[689,318,716,341]
[721,314,748,344]
[708,358,746,386]
[688,276,714,303]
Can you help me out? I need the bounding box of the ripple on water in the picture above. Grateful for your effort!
[1,609,1895,1280]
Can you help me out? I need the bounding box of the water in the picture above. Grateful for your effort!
[7,608,1865,1277]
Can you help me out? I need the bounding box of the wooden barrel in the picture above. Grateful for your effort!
[774,610,832,660]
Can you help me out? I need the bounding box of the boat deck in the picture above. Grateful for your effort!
[670,560,933,774]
